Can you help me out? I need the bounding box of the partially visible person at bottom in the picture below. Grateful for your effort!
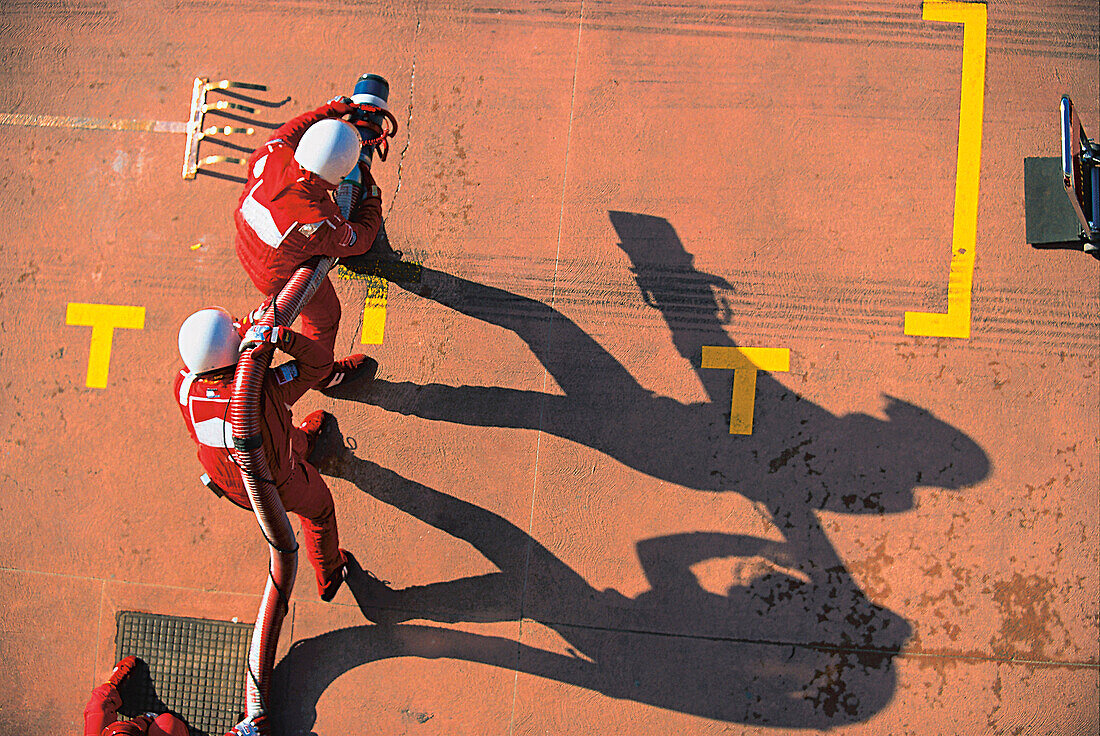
[83,656,188,736]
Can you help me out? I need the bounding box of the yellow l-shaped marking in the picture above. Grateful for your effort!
[905,1,987,339]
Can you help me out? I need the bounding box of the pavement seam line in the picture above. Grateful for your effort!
[0,564,262,598]
[531,616,1100,669]
[508,3,586,733]
[93,578,106,688]
[389,12,421,216]
[0,112,187,133]
[15,564,1099,670]
[288,601,296,655]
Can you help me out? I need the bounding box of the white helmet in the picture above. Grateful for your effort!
[293,118,361,185]
[178,308,240,374]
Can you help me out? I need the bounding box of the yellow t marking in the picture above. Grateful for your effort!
[360,276,388,345]
[905,0,987,339]
[702,346,790,435]
[65,303,146,388]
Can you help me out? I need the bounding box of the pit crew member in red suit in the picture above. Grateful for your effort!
[174,307,354,601]
[234,97,383,392]
[83,656,188,736]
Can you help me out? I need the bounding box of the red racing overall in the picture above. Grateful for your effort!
[83,683,188,736]
[173,325,343,594]
[234,99,383,367]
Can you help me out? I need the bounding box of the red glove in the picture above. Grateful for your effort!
[351,168,383,224]
[107,655,138,688]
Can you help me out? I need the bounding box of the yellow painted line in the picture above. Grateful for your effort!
[904,0,987,339]
[702,346,790,372]
[0,112,187,134]
[65,303,146,388]
[702,346,790,435]
[360,277,388,345]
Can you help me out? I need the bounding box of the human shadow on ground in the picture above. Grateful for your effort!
[360,212,989,516]
[272,212,990,731]
[273,448,924,733]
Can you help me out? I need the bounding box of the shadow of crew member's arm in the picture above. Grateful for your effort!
[344,549,518,626]
[636,531,788,595]
[316,415,589,625]
[412,267,644,398]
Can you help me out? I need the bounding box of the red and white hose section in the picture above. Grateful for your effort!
[229,254,336,723]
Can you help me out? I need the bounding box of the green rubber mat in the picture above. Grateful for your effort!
[1024,156,1085,245]
[114,611,252,736]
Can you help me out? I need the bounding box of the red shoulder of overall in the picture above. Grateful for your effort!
[241,164,340,236]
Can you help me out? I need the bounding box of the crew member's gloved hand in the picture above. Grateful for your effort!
[238,298,273,335]
[323,95,358,119]
[351,191,383,226]
[225,714,269,736]
[239,325,283,357]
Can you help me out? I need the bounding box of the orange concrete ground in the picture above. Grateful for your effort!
[1,1,1098,734]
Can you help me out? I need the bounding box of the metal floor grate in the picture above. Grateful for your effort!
[115,611,251,736]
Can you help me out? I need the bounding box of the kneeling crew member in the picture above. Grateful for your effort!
[234,96,385,392]
[174,307,354,601]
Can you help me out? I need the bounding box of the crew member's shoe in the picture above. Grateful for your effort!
[319,355,378,395]
[107,655,139,688]
[319,549,350,602]
[297,410,330,458]
[341,550,400,623]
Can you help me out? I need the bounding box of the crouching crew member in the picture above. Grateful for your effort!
[234,96,384,392]
[174,307,358,601]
